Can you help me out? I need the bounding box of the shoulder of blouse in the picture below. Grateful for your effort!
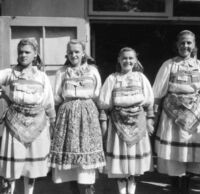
[102,73,118,85]
[139,72,148,80]
[0,68,13,79]
[87,64,99,72]
[107,72,118,80]
[57,65,66,72]
[1,68,12,73]
[163,58,174,65]
[112,72,120,77]
[55,66,67,76]
[156,58,174,72]
[40,70,50,80]
[196,59,200,64]
[134,71,143,76]
[31,66,46,78]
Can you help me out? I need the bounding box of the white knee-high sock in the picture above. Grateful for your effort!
[10,181,16,194]
[24,177,35,194]
[128,176,136,194]
[117,178,127,194]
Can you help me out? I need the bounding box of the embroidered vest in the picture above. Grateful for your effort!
[112,73,144,107]
[163,59,200,133]
[10,79,44,105]
[168,60,200,94]
[62,76,96,98]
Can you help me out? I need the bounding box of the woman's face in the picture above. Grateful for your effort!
[177,34,195,59]
[18,45,36,67]
[118,50,137,74]
[67,43,84,67]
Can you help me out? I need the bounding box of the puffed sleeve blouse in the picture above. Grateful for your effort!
[99,71,154,117]
[0,66,55,121]
[153,59,172,101]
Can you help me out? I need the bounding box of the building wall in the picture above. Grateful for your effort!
[1,0,86,18]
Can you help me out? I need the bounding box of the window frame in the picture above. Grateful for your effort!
[0,16,90,70]
[88,0,171,17]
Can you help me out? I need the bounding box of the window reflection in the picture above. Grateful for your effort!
[93,0,165,12]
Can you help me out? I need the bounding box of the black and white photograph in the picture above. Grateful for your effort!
[0,0,200,194]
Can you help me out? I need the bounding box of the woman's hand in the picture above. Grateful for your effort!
[50,120,56,139]
[0,86,6,98]
[100,120,107,151]
[146,118,154,136]
[0,87,4,96]
[100,120,107,137]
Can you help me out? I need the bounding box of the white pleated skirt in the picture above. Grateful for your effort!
[0,123,51,179]
[155,111,200,176]
[105,119,153,178]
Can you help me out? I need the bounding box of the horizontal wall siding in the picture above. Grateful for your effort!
[2,0,85,18]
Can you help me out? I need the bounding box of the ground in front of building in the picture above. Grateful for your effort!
[12,171,200,194]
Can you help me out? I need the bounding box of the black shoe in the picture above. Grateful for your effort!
[85,185,95,194]
[179,176,190,194]
[0,177,11,194]
[170,176,181,194]
[70,181,80,194]
[79,184,95,194]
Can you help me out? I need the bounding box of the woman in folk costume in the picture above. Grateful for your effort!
[153,30,200,194]
[98,47,154,194]
[0,38,56,194]
[49,39,105,194]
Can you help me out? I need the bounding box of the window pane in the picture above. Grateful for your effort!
[93,0,165,12]
[43,27,77,89]
[42,27,76,66]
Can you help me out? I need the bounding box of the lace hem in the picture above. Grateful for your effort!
[49,151,106,169]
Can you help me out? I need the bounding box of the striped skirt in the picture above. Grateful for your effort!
[155,110,200,176]
[49,99,105,170]
[0,122,51,179]
[105,118,152,178]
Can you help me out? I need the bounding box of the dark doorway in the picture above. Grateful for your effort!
[91,23,200,84]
